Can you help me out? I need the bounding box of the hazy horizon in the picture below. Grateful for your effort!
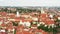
[0,0,60,7]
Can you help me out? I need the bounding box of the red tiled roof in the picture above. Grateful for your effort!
[40,14,48,18]
[1,23,6,27]
[22,31,31,34]
[2,12,7,16]
[46,19,55,25]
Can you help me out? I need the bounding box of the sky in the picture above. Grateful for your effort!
[0,0,60,7]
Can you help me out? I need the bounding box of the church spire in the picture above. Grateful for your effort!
[41,7,45,13]
[16,11,20,17]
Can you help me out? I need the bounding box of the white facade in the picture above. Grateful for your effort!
[0,21,2,25]
[49,14,53,18]
[24,22,31,27]
[58,17,60,20]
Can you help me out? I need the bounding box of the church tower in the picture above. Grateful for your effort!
[16,11,20,17]
[41,8,45,13]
